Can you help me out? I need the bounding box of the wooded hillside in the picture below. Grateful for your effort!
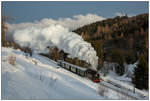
[74,13,148,89]
[74,13,148,68]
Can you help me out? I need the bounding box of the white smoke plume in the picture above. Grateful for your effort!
[8,14,103,71]
[14,25,98,71]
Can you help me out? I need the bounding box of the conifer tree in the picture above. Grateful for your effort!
[132,53,148,89]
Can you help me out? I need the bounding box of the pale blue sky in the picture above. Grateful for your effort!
[2,1,149,23]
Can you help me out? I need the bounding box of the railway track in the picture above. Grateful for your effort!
[106,80,135,93]
[100,78,147,99]
[98,81,139,100]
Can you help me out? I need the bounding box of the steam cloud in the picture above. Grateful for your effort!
[9,14,104,71]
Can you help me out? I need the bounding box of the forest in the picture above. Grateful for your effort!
[74,13,148,89]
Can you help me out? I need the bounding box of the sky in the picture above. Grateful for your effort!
[2,1,149,24]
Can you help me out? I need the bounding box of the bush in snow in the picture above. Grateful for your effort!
[117,91,128,100]
[49,77,57,87]
[98,85,108,96]
[32,59,38,65]
[8,54,16,65]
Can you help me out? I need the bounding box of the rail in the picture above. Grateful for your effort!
[99,81,139,100]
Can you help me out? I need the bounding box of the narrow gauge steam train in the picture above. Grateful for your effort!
[57,60,100,83]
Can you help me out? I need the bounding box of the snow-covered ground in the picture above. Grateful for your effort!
[99,62,149,100]
[2,47,148,100]
[2,47,105,100]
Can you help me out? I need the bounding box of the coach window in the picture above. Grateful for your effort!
[80,71,85,76]
[77,69,80,75]
[62,63,64,67]
[66,64,69,70]
[72,66,76,73]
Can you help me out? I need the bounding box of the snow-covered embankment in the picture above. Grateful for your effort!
[2,47,105,100]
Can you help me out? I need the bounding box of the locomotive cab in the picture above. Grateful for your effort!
[93,74,100,83]
[86,69,100,83]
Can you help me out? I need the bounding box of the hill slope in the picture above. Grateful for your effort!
[2,47,148,100]
[2,47,105,100]
[73,13,148,67]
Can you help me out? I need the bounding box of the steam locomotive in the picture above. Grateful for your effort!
[57,60,100,83]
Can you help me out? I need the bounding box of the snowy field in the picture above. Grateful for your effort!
[1,47,105,100]
[1,47,148,100]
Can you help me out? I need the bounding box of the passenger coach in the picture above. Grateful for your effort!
[57,60,100,83]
